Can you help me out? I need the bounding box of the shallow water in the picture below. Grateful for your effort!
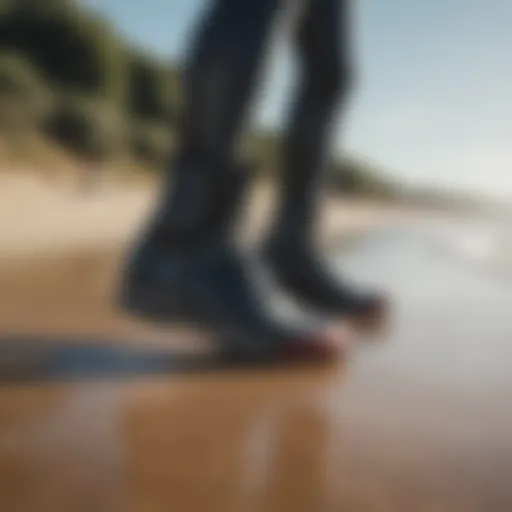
[336,219,512,387]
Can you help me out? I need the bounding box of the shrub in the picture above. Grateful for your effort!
[329,157,396,198]
[129,122,173,169]
[0,51,53,132]
[244,130,280,174]
[126,49,179,125]
[0,4,127,104]
[44,94,125,162]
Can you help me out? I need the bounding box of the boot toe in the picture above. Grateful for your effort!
[275,325,350,362]
[350,293,391,334]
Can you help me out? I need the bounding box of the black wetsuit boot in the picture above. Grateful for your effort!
[263,0,388,328]
[120,0,341,359]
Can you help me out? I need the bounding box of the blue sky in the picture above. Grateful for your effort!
[84,0,512,199]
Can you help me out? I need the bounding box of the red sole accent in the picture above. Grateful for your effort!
[276,331,348,362]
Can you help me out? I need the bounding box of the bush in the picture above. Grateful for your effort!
[0,0,15,16]
[0,51,53,132]
[44,94,125,161]
[245,130,280,174]
[329,157,396,198]
[7,0,77,15]
[129,122,173,169]
[0,4,127,104]
[126,49,180,125]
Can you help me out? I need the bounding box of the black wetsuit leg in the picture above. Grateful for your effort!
[264,0,388,323]
[274,0,353,243]
[120,0,340,358]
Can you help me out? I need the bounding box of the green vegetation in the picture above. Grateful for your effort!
[0,51,52,133]
[0,0,395,198]
[44,93,125,161]
[329,156,399,199]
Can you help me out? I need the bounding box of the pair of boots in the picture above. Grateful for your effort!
[120,153,386,360]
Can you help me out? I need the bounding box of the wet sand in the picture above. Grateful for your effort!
[1,228,511,511]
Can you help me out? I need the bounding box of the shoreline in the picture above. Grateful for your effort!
[0,171,412,269]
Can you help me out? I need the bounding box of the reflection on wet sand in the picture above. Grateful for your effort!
[0,244,511,511]
[1,357,510,512]
[0,368,341,512]
[124,370,338,512]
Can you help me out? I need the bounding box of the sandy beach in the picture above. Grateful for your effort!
[0,169,399,343]
[0,170,412,262]
[1,171,510,512]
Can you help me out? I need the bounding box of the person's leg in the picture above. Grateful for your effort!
[264,0,387,326]
[154,0,281,245]
[178,0,279,164]
[120,0,341,358]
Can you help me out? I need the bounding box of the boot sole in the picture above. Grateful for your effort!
[118,280,343,363]
[118,277,233,333]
